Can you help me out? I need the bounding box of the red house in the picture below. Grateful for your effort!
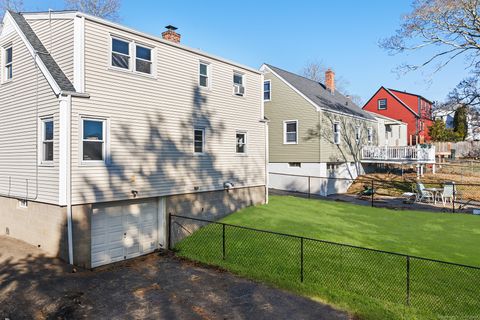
[363,87,434,145]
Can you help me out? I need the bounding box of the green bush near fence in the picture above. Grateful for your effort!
[174,196,480,320]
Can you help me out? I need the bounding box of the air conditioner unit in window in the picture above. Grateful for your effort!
[234,84,245,96]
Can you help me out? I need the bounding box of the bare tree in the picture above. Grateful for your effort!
[0,0,24,19]
[305,112,372,180]
[380,0,480,75]
[302,61,364,105]
[65,0,120,20]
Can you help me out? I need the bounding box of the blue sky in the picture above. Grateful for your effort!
[22,0,470,104]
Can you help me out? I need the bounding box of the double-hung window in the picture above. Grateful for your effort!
[82,118,106,162]
[42,118,54,162]
[194,128,205,154]
[284,120,298,144]
[5,46,12,81]
[236,131,247,154]
[333,122,340,145]
[111,38,130,69]
[199,62,210,88]
[367,127,373,144]
[378,99,387,110]
[135,45,152,74]
[263,80,271,101]
[233,72,245,96]
[355,126,360,142]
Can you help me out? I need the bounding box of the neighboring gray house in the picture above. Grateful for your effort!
[366,112,408,147]
[261,64,379,195]
[0,11,267,268]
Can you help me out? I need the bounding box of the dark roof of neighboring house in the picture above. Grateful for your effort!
[265,64,375,120]
[9,11,76,93]
[388,88,433,105]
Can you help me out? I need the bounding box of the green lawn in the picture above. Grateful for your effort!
[174,195,480,320]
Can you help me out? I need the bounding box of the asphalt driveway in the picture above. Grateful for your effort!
[0,235,348,320]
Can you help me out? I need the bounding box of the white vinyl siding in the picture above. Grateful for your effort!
[69,18,265,204]
[0,23,60,204]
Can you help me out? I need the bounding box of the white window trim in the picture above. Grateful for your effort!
[40,117,54,165]
[283,120,298,144]
[235,130,248,155]
[198,60,211,89]
[108,35,156,78]
[134,43,153,75]
[80,117,109,166]
[193,127,206,155]
[333,122,341,145]
[233,71,246,97]
[367,127,373,144]
[3,45,13,83]
[264,79,271,101]
[355,125,361,142]
[378,99,387,110]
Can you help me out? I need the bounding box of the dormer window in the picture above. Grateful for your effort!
[4,46,12,81]
[233,72,245,96]
[135,45,152,74]
[111,38,130,69]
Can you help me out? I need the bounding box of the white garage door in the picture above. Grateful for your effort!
[91,200,160,268]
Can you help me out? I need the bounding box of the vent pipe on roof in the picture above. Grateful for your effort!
[162,25,181,43]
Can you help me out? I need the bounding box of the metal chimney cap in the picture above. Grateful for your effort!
[165,25,178,31]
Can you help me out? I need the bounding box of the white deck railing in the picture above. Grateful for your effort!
[361,145,436,163]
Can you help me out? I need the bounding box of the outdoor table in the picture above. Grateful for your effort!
[424,187,443,205]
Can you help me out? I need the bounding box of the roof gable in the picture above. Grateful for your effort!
[363,86,419,118]
[7,11,76,94]
[388,88,433,105]
[263,64,375,121]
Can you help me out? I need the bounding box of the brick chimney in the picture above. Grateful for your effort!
[162,25,181,43]
[325,68,335,94]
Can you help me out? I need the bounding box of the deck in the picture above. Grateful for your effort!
[361,145,436,164]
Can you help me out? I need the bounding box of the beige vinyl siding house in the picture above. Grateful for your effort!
[0,10,266,268]
[262,64,378,195]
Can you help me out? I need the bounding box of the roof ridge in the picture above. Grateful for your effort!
[265,63,327,87]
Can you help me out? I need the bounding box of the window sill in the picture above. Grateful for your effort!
[39,162,54,167]
[1,79,13,85]
[80,160,108,167]
[107,66,157,80]
[283,142,298,145]
[235,153,248,157]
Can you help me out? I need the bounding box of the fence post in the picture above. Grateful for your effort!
[308,176,311,198]
[371,179,374,207]
[222,223,226,260]
[452,187,456,213]
[300,237,304,282]
[406,255,411,306]
[167,212,172,250]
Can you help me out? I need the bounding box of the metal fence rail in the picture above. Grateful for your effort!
[170,214,480,317]
[268,172,480,214]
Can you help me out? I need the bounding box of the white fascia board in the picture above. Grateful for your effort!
[21,12,77,20]
[262,64,378,123]
[5,11,62,95]
[58,95,72,206]
[73,15,85,93]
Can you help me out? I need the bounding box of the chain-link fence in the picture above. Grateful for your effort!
[269,172,480,214]
[170,214,480,318]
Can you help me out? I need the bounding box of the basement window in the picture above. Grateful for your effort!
[288,162,301,168]
[18,199,28,208]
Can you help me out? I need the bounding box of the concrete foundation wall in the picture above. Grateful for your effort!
[168,186,266,245]
[0,196,68,259]
[269,163,363,196]
[72,204,92,269]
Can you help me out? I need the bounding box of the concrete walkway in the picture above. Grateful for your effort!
[0,236,348,320]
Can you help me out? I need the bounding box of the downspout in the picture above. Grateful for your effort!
[67,95,73,265]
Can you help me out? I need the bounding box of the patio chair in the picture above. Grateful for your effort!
[416,183,434,203]
[441,183,455,206]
